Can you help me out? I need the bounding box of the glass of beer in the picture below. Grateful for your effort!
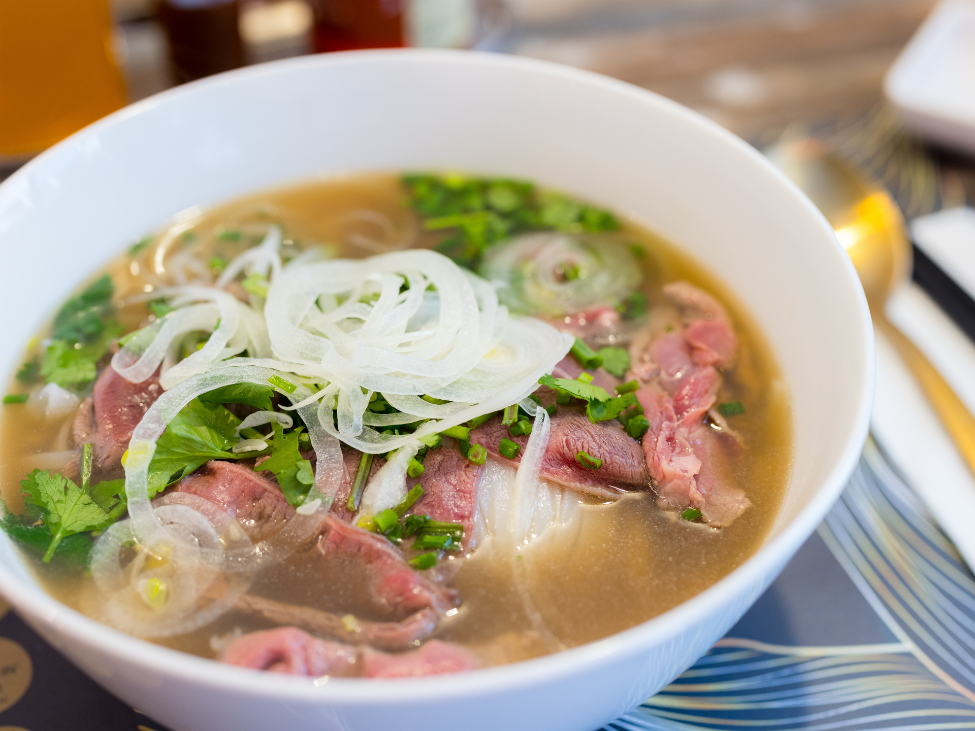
[0,0,127,160]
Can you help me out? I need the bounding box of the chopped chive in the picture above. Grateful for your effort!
[718,401,745,416]
[421,394,449,405]
[575,451,602,470]
[216,228,242,241]
[576,372,594,384]
[242,273,269,297]
[508,419,532,437]
[629,244,645,259]
[346,452,374,512]
[128,236,152,256]
[440,425,471,441]
[407,457,425,479]
[615,380,639,395]
[556,390,571,405]
[499,437,521,460]
[414,533,456,551]
[394,484,424,516]
[570,338,603,369]
[2,394,29,404]
[467,411,495,429]
[408,552,438,570]
[681,508,702,521]
[545,403,557,416]
[457,439,470,458]
[419,520,463,536]
[418,433,442,449]
[467,443,487,465]
[267,374,296,394]
[625,415,650,440]
[501,404,520,426]
[374,509,399,533]
[209,256,228,272]
[81,442,93,491]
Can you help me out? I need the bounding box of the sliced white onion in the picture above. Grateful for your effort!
[356,440,422,518]
[29,383,80,418]
[235,410,293,435]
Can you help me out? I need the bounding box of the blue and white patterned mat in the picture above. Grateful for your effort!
[0,438,971,730]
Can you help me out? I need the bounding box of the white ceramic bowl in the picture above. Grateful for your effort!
[0,50,873,731]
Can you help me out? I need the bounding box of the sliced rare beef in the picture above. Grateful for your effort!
[175,460,458,648]
[221,627,476,678]
[73,365,163,469]
[629,281,749,526]
[551,354,619,394]
[406,446,483,547]
[544,305,622,345]
[471,412,649,500]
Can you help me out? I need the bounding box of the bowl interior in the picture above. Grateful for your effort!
[0,49,872,704]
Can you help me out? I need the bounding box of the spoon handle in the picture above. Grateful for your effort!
[878,315,975,473]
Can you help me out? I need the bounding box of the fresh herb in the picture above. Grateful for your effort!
[586,392,639,423]
[417,433,442,449]
[216,229,242,242]
[499,437,520,460]
[467,411,495,430]
[19,470,110,563]
[295,460,315,485]
[629,244,645,259]
[40,321,122,389]
[255,422,309,506]
[615,379,639,395]
[242,273,269,298]
[598,347,631,378]
[414,533,458,551]
[3,394,28,405]
[681,508,702,521]
[575,451,603,470]
[129,236,153,256]
[537,374,610,403]
[145,398,241,495]
[267,374,297,394]
[408,552,438,570]
[15,359,39,384]
[616,291,648,320]
[467,443,487,465]
[545,403,557,416]
[51,274,115,343]
[80,443,93,491]
[440,425,470,441]
[625,415,650,440]
[89,478,126,519]
[407,457,425,479]
[576,372,594,385]
[1,514,93,568]
[149,300,173,319]
[373,509,400,533]
[393,484,424,516]
[200,383,275,411]
[421,394,449,405]
[718,401,745,416]
[501,404,520,426]
[346,452,374,512]
[508,419,532,437]
[569,338,603,370]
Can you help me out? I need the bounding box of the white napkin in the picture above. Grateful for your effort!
[873,281,975,568]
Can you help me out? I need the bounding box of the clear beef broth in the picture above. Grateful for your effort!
[0,173,791,669]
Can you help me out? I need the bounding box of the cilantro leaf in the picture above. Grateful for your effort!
[89,478,126,517]
[146,398,240,495]
[16,359,39,384]
[41,321,124,389]
[597,347,631,379]
[199,383,275,412]
[255,422,308,506]
[586,392,639,423]
[51,274,115,343]
[1,514,92,568]
[20,470,110,563]
[538,374,611,403]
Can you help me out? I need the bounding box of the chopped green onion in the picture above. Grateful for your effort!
[81,442,93,491]
[467,411,495,429]
[420,520,463,536]
[242,273,269,297]
[576,372,594,384]
[267,374,296,394]
[346,452,374,512]
[499,437,521,460]
[209,256,228,272]
[421,394,449,405]
[545,403,557,416]
[129,236,153,256]
[440,425,471,441]
[408,552,438,570]
[718,401,745,416]
[149,300,173,318]
[374,509,400,533]
[418,433,442,449]
[625,415,650,440]
[394,484,424,516]
[681,508,702,521]
[556,390,571,405]
[467,443,486,465]
[414,533,460,551]
[2,394,28,404]
[615,380,639,395]
[508,419,532,437]
[570,337,603,369]
[407,457,425,479]
[216,228,242,241]
[501,403,519,426]
[575,451,602,470]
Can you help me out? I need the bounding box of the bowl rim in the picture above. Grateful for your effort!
[0,48,874,702]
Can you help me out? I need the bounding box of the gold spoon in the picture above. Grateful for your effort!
[765,137,975,479]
